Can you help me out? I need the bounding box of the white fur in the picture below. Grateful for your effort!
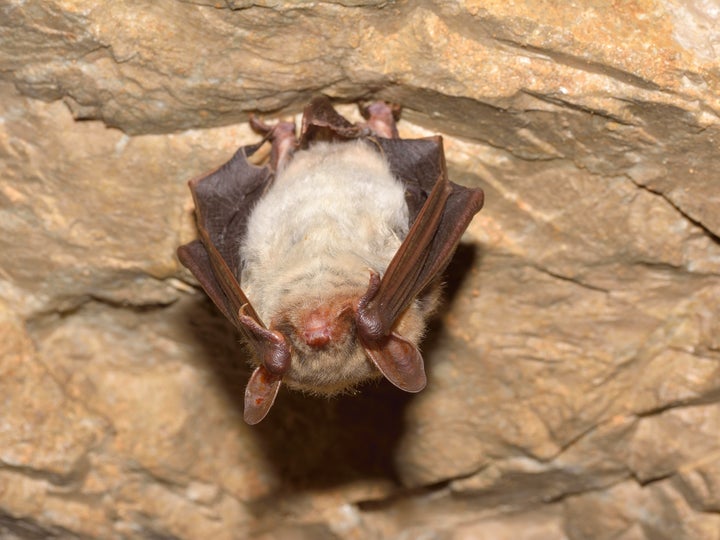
[240,141,409,323]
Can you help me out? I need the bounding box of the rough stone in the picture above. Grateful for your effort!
[1,1,719,538]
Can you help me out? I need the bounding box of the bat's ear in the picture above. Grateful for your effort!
[244,366,282,425]
[362,334,427,393]
[238,306,292,424]
[355,271,427,392]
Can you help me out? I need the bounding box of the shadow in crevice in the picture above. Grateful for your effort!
[178,241,480,492]
[441,241,481,306]
[252,379,415,489]
[421,241,482,355]
[179,296,413,490]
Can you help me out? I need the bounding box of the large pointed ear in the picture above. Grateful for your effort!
[244,366,282,425]
[178,237,289,425]
[354,271,427,392]
[363,331,427,393]
[355,138,483,390]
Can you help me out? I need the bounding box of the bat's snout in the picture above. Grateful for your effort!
[293,300,355,349]
[301,316,332,348]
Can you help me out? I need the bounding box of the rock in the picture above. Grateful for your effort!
[564,479,720,540]
[1,1,719,538]
[0,301,109,537]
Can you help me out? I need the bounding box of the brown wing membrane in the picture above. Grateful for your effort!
[357,141,484,337]
[355,138,484,391]
[177,143,291,424]
[375,136,447,221]
[188,143,271,275]
[179,144,270,327]
[177,240,239,327]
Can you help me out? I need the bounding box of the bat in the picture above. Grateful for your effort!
[177,97,484,424]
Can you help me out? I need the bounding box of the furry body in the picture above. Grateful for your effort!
[240,141,434,393]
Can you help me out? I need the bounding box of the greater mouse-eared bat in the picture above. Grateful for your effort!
[178,97,484,424]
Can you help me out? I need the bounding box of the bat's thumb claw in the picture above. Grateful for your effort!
[238,307,292,376]
[355,271,386,339]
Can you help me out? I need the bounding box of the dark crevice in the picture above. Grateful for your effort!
[498,39,665,94]
[529,263,610,293]
[356,478,453,511]
[633,388,720,419]
[24,288,179,331]
[629,179,720,246]
[630,469,676,488]
[0,459,88,489]
[87,293,178,312]
[522,89,638,126]
[0,510,88,540]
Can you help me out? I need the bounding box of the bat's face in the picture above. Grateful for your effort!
[269,290,382,394]
[265,286,436,395]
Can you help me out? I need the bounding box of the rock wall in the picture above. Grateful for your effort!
[2,1,720,538]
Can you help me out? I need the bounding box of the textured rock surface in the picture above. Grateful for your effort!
[1,1,720,538]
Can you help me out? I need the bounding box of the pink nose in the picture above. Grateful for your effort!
[294,300,354,349]
[302,324,332,347]
[300,309,335,348]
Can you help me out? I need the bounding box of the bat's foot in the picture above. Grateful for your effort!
[249,115,298,172]
[359,101,402,139]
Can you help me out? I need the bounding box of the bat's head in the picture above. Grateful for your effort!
[237,282,437,424]
[252,279,438,396]
[268,290,389,394]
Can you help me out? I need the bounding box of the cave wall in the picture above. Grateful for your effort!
[1,1,720,538]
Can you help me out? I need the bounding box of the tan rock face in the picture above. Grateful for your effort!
[1,1,719,538]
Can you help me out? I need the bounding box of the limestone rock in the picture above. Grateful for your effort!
[1,1,720,539]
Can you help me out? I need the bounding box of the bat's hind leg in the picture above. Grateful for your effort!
[250,115,298,172]
[360,101,402,139]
